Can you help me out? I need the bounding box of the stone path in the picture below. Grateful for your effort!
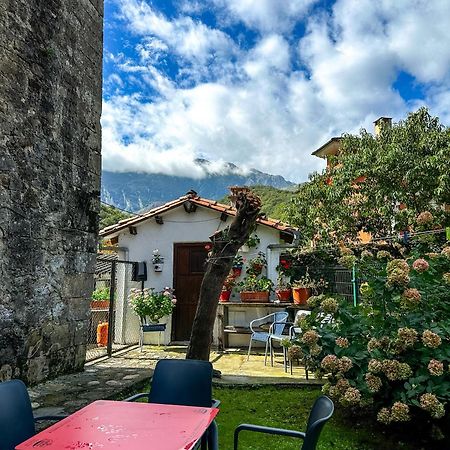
[30,345,320,418]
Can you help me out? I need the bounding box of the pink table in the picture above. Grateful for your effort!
[16,400,219,450]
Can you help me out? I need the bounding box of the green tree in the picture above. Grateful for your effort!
[220,185,298,220]
[287,108,450,246]
[99,204,132,229]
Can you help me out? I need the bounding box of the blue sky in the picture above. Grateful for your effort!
[102,0,450,183]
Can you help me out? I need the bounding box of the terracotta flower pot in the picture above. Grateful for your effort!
[219,290,232,302]
[240,291,269,303]
[275,289,292,302]
[292,288,311,305]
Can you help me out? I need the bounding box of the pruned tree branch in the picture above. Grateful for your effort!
[186,190,261,361]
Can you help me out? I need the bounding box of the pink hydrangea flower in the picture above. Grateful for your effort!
[428,359,444,376]
[412,258,429,273]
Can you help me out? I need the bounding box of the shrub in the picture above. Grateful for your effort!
[128,287,176,322]
[288,241,450,436]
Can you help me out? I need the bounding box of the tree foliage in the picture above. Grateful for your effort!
[220,185,296,221]
[99,204,132,229]
[286,108,450,246]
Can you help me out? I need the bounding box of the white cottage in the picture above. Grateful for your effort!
[99,191,298,347]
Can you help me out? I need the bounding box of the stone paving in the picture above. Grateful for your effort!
[30,345,320,418]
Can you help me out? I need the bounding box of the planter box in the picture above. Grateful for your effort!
[240,291,270,303]
[91,300,110,310]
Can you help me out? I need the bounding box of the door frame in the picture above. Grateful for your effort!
[171,242,209,342]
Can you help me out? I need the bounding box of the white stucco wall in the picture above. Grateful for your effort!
[112,204,286,346]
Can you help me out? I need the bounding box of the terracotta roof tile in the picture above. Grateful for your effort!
[100,195,297,237]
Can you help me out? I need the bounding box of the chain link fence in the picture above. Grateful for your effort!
[86,255,141,362]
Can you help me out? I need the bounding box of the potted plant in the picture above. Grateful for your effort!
[128,287,176,330]
[151,249,164,272]
[292,274,314,305]
[231,254,244,277]
[275,277,292,302]
[240,233,260,252]
[292,274,327,305]
[246,252,267,276]
[237,275,273,303]
[219,273,236,302]
[275,257,294,302]
[246,233,260,248]
[91,287,110,310]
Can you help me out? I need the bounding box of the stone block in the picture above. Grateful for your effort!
[0,0,103,384]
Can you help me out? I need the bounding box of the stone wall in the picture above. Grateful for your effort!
[0,0,103,384]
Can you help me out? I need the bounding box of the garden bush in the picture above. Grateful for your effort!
[287,239,450,440]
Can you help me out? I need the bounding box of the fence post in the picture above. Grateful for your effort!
[352,263,358,307]
[107,261,117,357]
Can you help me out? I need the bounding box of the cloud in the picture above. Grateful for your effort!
[213,0,318,33]
[117,0,237,65]
[103,0,450,183]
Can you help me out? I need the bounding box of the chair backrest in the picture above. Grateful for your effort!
[302,396,334,450]
[0,379,36,450]
[271,312,289,336]
[149,359,213,407]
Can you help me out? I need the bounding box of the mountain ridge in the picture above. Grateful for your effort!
[101,164,295,212]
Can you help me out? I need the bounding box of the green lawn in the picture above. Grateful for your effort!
[117,383,425,449]
[214,386,417,450]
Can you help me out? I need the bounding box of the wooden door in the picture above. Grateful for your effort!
[173,243,209,341]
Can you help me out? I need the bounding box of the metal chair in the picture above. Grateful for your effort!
[234,395,334,450]
[125,359,220,450]
[247,312,289,365]
[0,379,66,450]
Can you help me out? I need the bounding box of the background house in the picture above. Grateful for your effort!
[100,191,297,346]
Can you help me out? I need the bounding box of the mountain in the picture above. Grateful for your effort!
[101,162,295,212]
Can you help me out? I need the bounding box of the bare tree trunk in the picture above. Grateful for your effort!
[186,191,261,361]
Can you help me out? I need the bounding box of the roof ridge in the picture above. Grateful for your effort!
[100,195,297,236]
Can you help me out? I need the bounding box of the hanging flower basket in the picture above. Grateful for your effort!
[151,250,164,272]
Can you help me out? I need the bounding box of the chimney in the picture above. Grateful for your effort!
[374,117,392,137]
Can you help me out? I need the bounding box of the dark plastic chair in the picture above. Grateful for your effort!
[125,359,220,450]
[0,379,66,450]
[234,395,334,450]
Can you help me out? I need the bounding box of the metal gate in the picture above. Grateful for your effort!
[86,254,141,362]
[308,265,360,304]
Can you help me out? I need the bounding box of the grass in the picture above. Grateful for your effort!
[213,386,418,450]
[116,383,424,449]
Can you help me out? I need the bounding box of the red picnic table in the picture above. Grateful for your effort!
[16,400,219,450]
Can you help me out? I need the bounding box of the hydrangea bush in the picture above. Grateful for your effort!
[287,241,450,436]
